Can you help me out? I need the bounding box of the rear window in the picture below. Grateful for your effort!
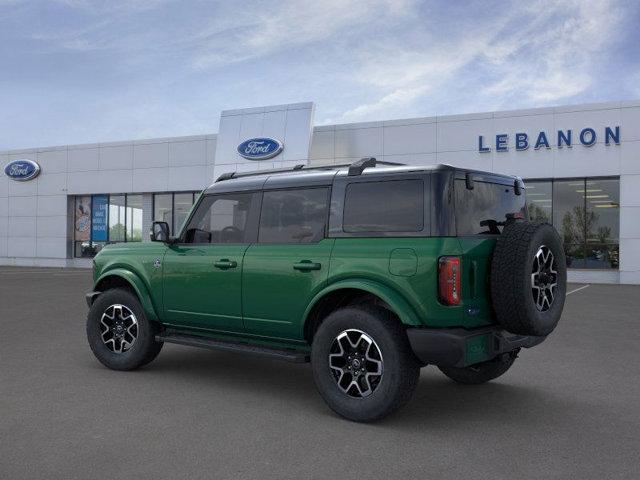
[343,179,424,233]
[455,180,526,235]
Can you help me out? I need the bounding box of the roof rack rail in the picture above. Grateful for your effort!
[216,164,307,182]
[214,158,404,182]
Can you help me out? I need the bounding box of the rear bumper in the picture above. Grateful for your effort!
[406,326,546,368]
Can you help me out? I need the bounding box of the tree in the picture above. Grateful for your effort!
[109,223,125,242]
[528,203,551,223]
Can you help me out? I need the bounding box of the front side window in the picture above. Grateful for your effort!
[183,193,254,244]
[259,188,329,243]
[343,180,424,233]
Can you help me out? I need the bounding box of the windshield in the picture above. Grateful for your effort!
[455,180,526,235]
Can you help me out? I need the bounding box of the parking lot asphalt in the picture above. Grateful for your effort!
[1,267,640,480]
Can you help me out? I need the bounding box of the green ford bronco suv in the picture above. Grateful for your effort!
[86,158,567,422]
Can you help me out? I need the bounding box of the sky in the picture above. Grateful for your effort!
[1,0,639,150]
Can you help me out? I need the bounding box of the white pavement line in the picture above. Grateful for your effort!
[567,284,590,295]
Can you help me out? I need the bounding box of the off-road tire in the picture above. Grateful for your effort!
[438,352,517,385]
[87,288,163,371]
[491,221,567,336]
[311,306,420,422]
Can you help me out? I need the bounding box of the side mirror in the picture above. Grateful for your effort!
[150,221,170,242]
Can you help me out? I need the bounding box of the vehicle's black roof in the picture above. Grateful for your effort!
[205,162,521,194]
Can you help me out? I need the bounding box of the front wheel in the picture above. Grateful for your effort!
[311,306,420,422]
[86,288,163,371]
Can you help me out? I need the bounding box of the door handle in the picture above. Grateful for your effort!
[293,260,321,271]
[214,259,237,269]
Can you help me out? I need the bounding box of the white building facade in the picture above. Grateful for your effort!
[1,100,639,284]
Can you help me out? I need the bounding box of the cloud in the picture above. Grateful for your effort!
[334,0,626,122]
[190,0,415,70]
[481,0,622,104]
[0,0,635,149]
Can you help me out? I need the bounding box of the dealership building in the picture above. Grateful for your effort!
[1,100,639,284]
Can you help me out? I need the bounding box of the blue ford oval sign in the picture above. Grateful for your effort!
[4,159,41,181]
[237,137,283,160]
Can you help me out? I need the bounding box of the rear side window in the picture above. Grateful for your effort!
[343,180,424,233]
[259,188,329,243]
[455,180,526,235]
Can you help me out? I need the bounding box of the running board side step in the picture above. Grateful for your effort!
[156,333,310,363]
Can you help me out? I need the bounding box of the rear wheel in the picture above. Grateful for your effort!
[311,306,419,422]
[86,288,163,371]
[438,352,517,385]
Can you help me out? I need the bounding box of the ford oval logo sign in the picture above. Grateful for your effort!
[4,159,41,181]
[237,137,283,160]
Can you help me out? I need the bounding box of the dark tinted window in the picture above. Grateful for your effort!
[183,193,253,244]
[455,180,526,235]
[259,188,329,243]
[343,180,424,233]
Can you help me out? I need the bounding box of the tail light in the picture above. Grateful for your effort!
[438,256,461,305]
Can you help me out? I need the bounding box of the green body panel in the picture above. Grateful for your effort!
[92,242,167,321]
[242,239,334,340]
[302,277,423,331]
[162,243,249,332]
[457,237,498,327]
[90,234,498,347]
[325,237,493,330]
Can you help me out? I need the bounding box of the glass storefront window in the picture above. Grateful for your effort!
[126,194,143,242]
[73,192,160,257]
[108,195,126,243]
[152,192,198,236]
[74,196,92,257]
[525,181,552,223]
[154,193,172,227]
[585,179,619,269]
[174,193,195,235]
[524,177,620,270]
[553,180,586,268]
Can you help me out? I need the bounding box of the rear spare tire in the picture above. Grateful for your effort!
[491,222,567,336]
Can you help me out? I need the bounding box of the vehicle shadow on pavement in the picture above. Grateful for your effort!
[109,344,574,428]
[389,374,568,429]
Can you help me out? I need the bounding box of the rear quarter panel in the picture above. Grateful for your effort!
[328,237,493,329]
